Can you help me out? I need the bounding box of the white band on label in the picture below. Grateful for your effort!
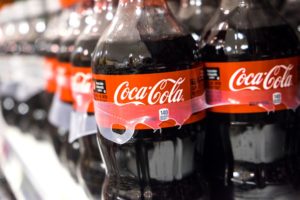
[69,111,97,143]
[94,92,300,145]
[48,94,72,130]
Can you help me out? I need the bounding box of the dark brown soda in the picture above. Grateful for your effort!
[92,35,206,200]
[201,25,300,199]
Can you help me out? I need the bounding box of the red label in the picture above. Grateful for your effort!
[71,66,94,113]
[93,65,205,130]
[56,62,73,103]
[204,56,300,113]
[44,57,58,93]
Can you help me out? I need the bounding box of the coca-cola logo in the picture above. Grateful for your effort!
[71,72,92,94]
[114,78,185,106]
[229,64,294,91]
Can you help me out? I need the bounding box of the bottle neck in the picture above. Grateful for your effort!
[220,0,271,11]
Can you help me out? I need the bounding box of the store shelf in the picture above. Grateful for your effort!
[0,123,89,200]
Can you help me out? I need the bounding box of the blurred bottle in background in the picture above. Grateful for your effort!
[39,0,72,156]
[0,4,19,126]
[35,0,63,149]
[0,1,47,137]
[70,0,117,198]
[16,0,48,139]
[10,2,33,133]
[49,0,94,181]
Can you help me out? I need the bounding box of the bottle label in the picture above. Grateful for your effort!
[44,57,57,93]
[93,64,205,144]
[204,56,300,113]
[56,62,73,103]
[71,66,94,113]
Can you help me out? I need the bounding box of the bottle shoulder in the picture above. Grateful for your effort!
[71,36,100,67]
[92,35,201,75]
[200,6,300,62]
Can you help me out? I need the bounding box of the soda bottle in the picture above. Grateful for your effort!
[7,1,46,135]
[91,0,206,198]
[38,0,62,106]
[177,0,219,41]
[70,0,116,198]
[38,0,69,155]
[200,0,300,199]
[35,0,60,141]
[45,3,74,156]
[17,0,48,139]
[0,5,19,126]
[8,2,30,131]
[50,0,93,180]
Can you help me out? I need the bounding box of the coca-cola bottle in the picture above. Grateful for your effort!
[177,0,219,41]
[35,0,62,145]
[50,0,93,180]
[91,0,206,198]
[18,0,48,139]
[45,1,76,158]
[36,0,61,114]
[0,5,19,126]
[70,0,116,198]
[1,3,27,129]
[9,2,36,132]
[201,0,300,199]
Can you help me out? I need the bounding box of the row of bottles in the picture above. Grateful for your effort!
[0,0,299,200]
